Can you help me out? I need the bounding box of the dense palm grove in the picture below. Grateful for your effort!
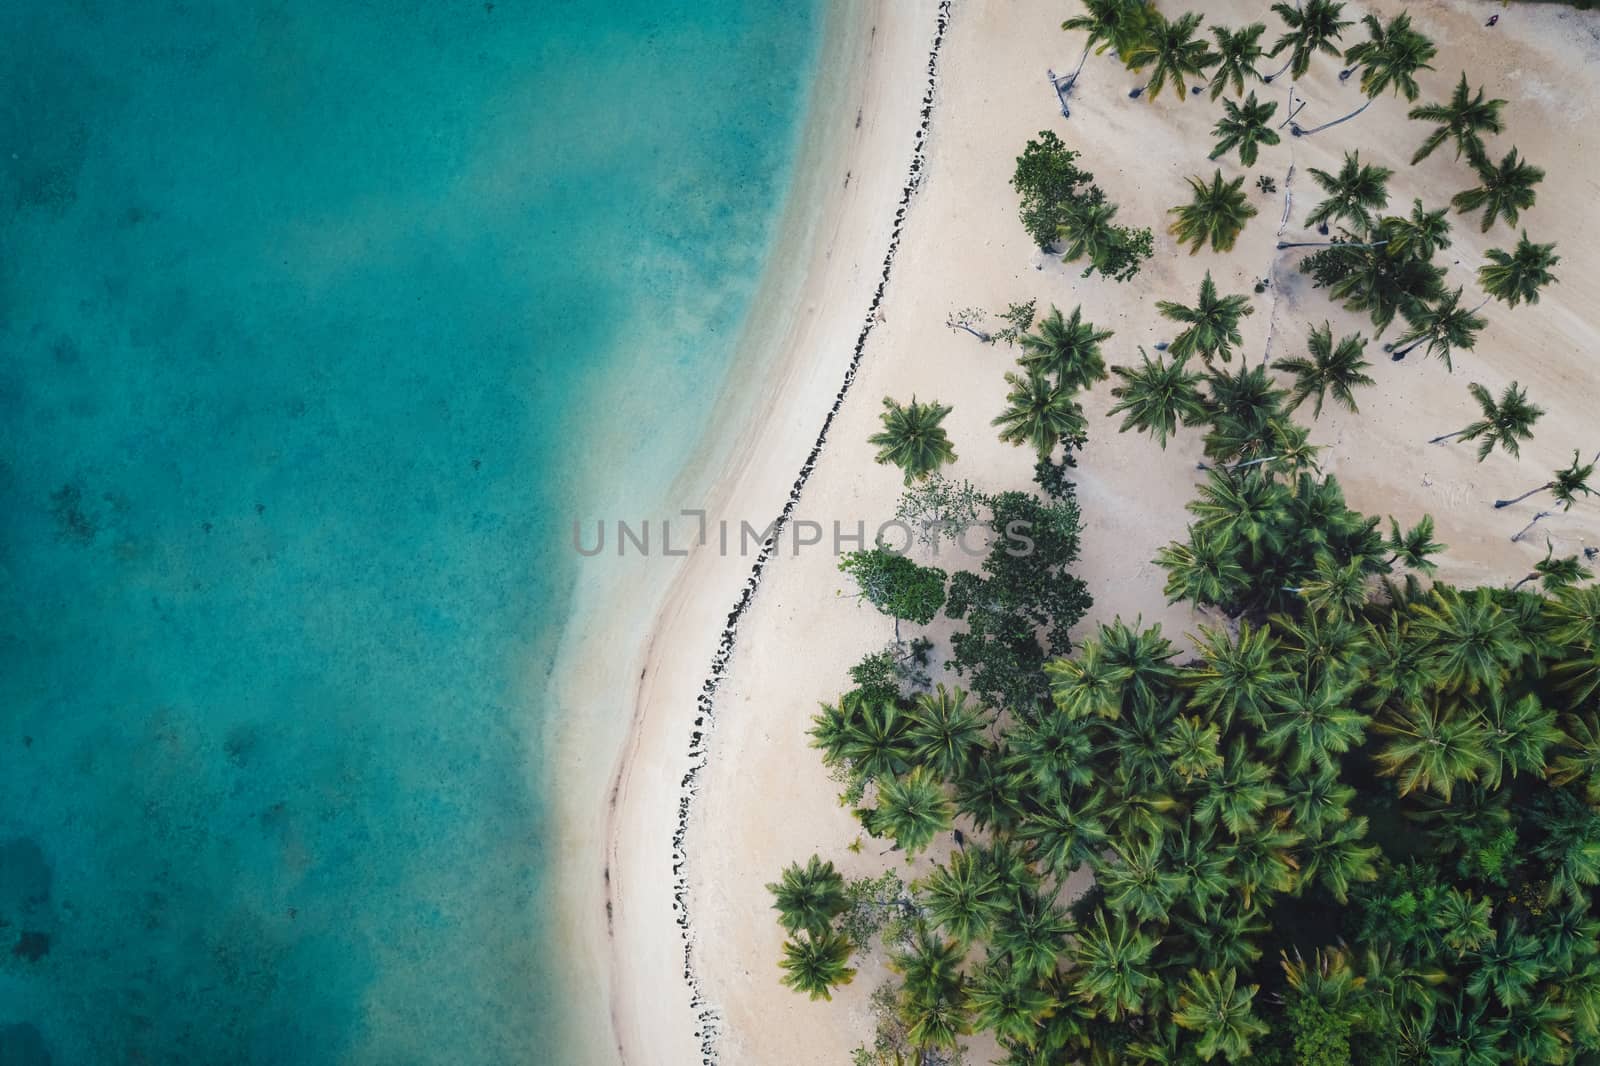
[768,2,1595,1064]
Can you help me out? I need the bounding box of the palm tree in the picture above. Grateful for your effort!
[1019,305,1113,390]
[1061,0,1157,84]
[1300,816,1381,902]
[1468,922,1543,1009]
[869,396,957,485]
[1305,152,1392,234]
[1264,0,1352,82]
[967,960,1053,1047]
[1408,73,1506,165]
[1190,623,1290,729]
[1495,449,1598,511]
[1292,12,1436,136]
[835,696,914,780]
[1125,11,1214,101]
[1413,585,1528,693]
[892,926,965,1022]
[991,889,1074,980]
[1511,538,1594,593]
[1162,714,1225,783]
[767,855,848,937]
[1378,199,1452,262]
[1387,514,1444,572]
[907,684,991,781]
[1278,321,1373,417]
[1373,701,1492,800]
[1016,795,1108,879]
[1261,678,1370,771]
[1205,23,1267,99]
[1453,148,1544,232]
[1158,272,1254,365]
[1194,739,1282,835]
[1170,170,1258,253]
[1173,968,1269,1061]
[1479,232,1560,308]
[994,371,1087,460]
[1072,911,1160,1020]
[778,929,856,1000]
[1208,92,1279,167]
[920,848,1004,946]
[1098,833,1188,923]
[1107,348,1208,447]
[1158,530,1248,610]
[1323,239,1446,333]
[1060,198,1128,277]
[1386,288,1487,367]
[1480,690,1564,788]
[1430,381,1544,460]
[859,766,953,855]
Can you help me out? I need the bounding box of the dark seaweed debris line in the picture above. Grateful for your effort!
[666,3,953,1062]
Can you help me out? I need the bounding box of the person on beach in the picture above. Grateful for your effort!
[1487,14,1499,27]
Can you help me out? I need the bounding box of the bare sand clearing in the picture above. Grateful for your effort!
[611,1,1600,1063]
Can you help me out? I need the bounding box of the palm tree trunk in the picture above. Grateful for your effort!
[1068,41,1092,84]
[1388,337,1427,361]
[1292,97,1373,137]
[1263,56,1294,83]
[950,322,990,342]
[1429,428,1466,444]
[1495,483,1554,510]
[1510,573,1537,591]
[1469,297,1491,315]
[1277,95,1308,130]
[1510,511,1553,542]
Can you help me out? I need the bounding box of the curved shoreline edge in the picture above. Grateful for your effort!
[665,3,952,1062]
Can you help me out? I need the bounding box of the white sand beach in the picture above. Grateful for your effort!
[542,2,947,1063]
[604,1,1600,1063]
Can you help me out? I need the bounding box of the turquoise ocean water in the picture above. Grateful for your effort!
[0,1,822,1062]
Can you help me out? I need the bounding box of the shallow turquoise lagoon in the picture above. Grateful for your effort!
[0,1,821,1062]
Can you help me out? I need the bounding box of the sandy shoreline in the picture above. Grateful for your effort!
[674,1,1599,1063]
[553,3,949,1064]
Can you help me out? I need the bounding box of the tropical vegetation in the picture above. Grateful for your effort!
[814,6,1591,1064]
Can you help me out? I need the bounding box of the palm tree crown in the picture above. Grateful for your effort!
[1409,73,1507,165]
[869,396,957,485]
[1126,11,1215,101]
[1452,148,1544,233]
[1391,288,1487,369]
[767,855,849,937]
[1206,22,1267,99]
[1378,199,1452,262]
[993,371,1087,460]
[1209,92,1280,167]
[1306,151,1393,233]
[1107,348,1208,447]
[1174,968,1270,1061]
[1277,322,1373,418]
[1493,450,1598,511]
[1479,232,1560,308]
[1170,170,1258,254]
[1019,305,1113,390]
[1062,0,1156,64]
[1157,272,1255,365]
[1550,451,1598,511]
[1266,0,1352,81]
[778,929,856,1001]
[1446,381,1545,462]
[1343,12,1437,103]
